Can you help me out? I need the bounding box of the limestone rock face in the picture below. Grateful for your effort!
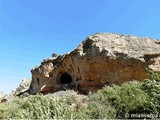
[14,78,31,96]
[28,33,160,94]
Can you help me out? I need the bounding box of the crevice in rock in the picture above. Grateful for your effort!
[37,78,40,85]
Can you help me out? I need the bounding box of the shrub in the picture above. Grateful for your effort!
[0,103,6,119]
[89,81,150,119]
[148,70,160,80]
[1,95,73,119]
[140,71,160,114]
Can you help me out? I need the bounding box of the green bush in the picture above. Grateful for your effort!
[148,70,160,80]
[1,95,72,119]
[89,81,150,119]
[0,103,6,119]
[140,71,160,114]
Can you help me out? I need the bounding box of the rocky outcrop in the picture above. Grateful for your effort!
[28,33,160,94]
[0,92,7,103]
[14,78,31,96]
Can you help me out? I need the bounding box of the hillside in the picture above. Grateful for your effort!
[0,33,160,119]
[0,71,160,119]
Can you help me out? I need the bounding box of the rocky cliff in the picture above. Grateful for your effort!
[28,33,160,94]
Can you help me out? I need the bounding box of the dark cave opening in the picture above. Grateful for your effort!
[60,73,72,84]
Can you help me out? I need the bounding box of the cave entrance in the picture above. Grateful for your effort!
[60,73,72,84]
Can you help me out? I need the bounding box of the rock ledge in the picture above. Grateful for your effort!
[28,33,160,94]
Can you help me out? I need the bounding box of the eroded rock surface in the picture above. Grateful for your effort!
[14,78,31,96]
[28,33,160,94]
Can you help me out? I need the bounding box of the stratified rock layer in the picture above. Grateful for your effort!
[28,33,160,94]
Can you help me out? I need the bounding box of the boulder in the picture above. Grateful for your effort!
[0,92,7,103]
[14,78,31,96]
[28,33,160,94]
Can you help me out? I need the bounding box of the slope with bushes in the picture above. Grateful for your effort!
[0,71,160,119]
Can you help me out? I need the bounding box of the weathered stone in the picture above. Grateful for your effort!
[0,92,7,103]
[28,33,160,94]
[14,78,31,96]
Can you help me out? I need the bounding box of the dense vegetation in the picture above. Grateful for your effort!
[0,71,160,119]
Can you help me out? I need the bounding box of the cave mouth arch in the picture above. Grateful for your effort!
[60,72,72,84]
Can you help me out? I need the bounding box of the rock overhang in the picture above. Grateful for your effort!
[28,33,160,95]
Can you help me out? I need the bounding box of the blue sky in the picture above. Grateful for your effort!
[0,0,160,94]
